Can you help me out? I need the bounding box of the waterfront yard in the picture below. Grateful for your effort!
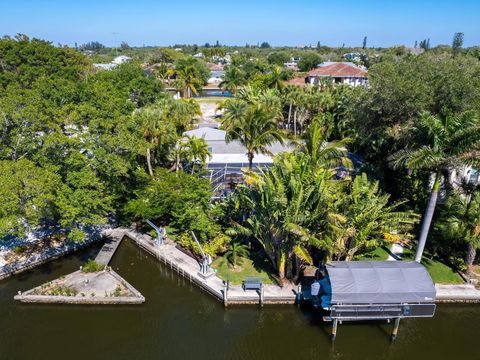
[402,248,465,284]
[211,251,275,285]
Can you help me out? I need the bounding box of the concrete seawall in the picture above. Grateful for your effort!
[119,228,298,306]
[0,237,102,281]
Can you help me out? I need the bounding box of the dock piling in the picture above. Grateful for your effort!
[391,317,401,341]
[331,319,338,341]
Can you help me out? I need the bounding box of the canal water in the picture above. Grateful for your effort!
[0,240,477,360]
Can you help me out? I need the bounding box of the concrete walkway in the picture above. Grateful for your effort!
[436,284,480,303]
[94,229,124,265]
[113,228,298,305]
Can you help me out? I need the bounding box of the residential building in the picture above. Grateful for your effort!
[306,62,368,87]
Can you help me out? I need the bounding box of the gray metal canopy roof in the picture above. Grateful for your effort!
[326,261,436,304]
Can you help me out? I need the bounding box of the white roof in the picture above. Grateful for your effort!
[184,127,227,142]
[208,153,273,164]
[112,55,131,64]
[93,63,118,70]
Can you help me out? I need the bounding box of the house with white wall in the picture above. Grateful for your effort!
[306,62,368,87]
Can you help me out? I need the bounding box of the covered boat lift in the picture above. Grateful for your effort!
[311,261,436,340]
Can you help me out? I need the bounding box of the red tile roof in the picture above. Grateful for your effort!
[207,63,224,71]
[308,63,367,78]
[285,77,307,87]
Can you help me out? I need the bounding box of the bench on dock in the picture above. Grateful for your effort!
[243,277,262,291]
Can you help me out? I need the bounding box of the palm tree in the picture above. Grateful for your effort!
[175,58,203,99]
[154,63,174,83]
[390,112,480,262]
[133,107,175,176]
[283,85,301,131]
[219,99,248,131]
[298,120,352,169]
[229,152,334,279]
[225,241,249,269]
[182,135,211,173]
[436,180,480,273]
[264,65,285,91]
[325,173,418,260]
[225,104,286,169]
[219,66,246,95]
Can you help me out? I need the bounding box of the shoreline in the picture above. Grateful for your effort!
[2,227,480,304]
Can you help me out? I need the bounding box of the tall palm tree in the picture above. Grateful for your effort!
[219,66,246,95]
[436,180,480,273]
[182,135,211,173]
[133,97,201,176]
[225,104,286,169]
[133,107,174,176]
[283,85,301,131]
[390,111,480,262]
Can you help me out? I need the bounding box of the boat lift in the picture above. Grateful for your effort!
[145,219,165,246]
[191,231,215,279]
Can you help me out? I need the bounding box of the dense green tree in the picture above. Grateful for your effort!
[435,181,480,272]
[175,56,210,97]
[229,152,333,279]
[267,51,289,66]
[390,112,480,261]
[452,32,464,57]
[298,52,322,71]
[0,160,59,237]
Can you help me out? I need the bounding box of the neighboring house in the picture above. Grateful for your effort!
[284,57,300,70]
[307,62,368,87]
[93,55,131,70]
[207,63,225,84]
[93,63,118,70]
[183,126,293,196]
[183,127,291,172]
[286,62,368,87]
[208,71,225,84]
[112,55,131,64]
[285,76,307,87]
[343,52,362,62]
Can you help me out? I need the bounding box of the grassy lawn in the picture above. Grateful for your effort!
[354,246,464,284]
[211,251,275,285]
[355,246,390,261]
[402,248,464,284]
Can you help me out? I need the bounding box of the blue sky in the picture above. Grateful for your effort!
[1,0,479,47]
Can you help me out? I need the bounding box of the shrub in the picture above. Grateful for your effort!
[68,227,86,242]
[46,285,78,297]
[82,259,104,273]
[13,245,28,254]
